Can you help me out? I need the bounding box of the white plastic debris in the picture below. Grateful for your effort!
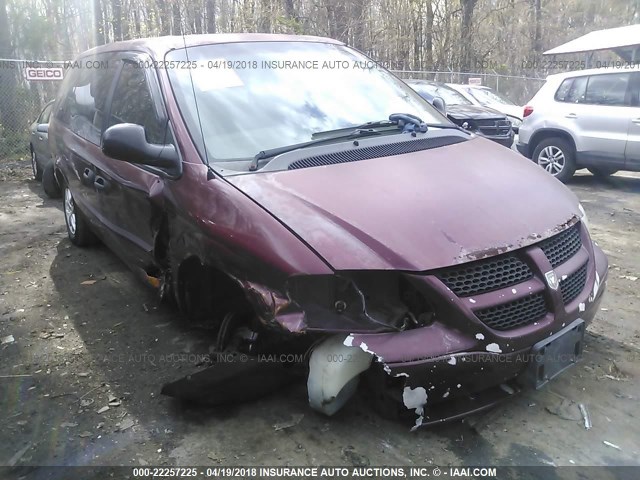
[308,335,373,416]
[579,403,592,430]
[2,335,15,345]
[603,440,621,450]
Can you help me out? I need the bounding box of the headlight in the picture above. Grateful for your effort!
[578,203,590,231]
[286,273,436,331]
[508,116,522,128]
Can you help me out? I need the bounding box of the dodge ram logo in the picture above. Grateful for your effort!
[545,270,559,290]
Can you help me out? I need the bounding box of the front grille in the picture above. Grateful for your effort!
[560,262,588,305]
[436,255,533,297]
[539,224,582,267]
[474,119,502,127]
[475,293,547,331]
[287,136,466,170]
[476,119,512,137]
[435,222,587,331]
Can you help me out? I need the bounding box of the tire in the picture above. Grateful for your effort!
[587,167,618,178]
[42,162,62,198]
[532,137,576,183]
[63,186,98,247]
[31,148,43,181]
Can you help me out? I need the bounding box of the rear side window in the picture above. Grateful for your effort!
[109,62,168,144]
[584,73,630,106]
[555,76,587,103]
[56,55,118,144]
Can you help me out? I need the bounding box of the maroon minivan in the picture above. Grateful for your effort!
[49,34,608,427]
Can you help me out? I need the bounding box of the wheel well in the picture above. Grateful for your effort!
[529,130,576,156]
[152,216,170,267]
[176,256,253,324]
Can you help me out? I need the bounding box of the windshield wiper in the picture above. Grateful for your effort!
[249,129,381,171]
[312,120,396,139]
[249,113,431,172]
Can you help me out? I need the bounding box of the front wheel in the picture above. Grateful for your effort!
[63,187,98,247]
[532,137,576,183]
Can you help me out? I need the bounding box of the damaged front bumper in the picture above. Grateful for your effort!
[332,239,608,427]
[163,223,608,429]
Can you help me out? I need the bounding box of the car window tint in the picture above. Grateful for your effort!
[555,76,587,103]
[109,61,167,144]
[58,56,118,144]
[584,73,630,106]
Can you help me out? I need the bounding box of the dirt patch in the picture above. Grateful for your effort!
[1,165,639,469]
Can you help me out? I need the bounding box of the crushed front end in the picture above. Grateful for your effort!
[300,220,607,427]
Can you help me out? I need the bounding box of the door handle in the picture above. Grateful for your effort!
[82,168,95,184]
[94,176,108,191]
[565,113,577,119]
[632,118,640,125]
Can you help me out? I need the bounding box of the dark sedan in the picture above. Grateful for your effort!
[406,80,515,147]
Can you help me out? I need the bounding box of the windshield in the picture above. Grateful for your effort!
[468,87,517,106]
[165,42,449,164]
[409,82,473,106]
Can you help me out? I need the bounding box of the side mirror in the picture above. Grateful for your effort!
[37,124,49,133]
[102,123,180,176]
[432,97,447,116]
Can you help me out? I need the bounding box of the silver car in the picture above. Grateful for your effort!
[517,66,640,182]
[29,100,55,180]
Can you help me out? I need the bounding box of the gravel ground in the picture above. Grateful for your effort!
[1,157,639,474]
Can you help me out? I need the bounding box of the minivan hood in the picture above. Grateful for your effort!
[447,104,506,121]
[227,137,580,272]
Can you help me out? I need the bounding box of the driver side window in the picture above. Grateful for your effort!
[109,61,169,145]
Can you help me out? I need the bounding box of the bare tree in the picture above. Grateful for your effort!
[460,0,478,72]
[206,0,216,33]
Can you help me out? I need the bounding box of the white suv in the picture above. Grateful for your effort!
[517,66,640,182]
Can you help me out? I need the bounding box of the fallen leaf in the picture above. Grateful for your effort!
[273,413,304,431]
[81,280,98,285]
[544,399,582,421]
[117,417,135,431]
[8,442,31,467]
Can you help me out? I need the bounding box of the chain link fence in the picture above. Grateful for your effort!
[391,70,546,106]
[0,59,66,161]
